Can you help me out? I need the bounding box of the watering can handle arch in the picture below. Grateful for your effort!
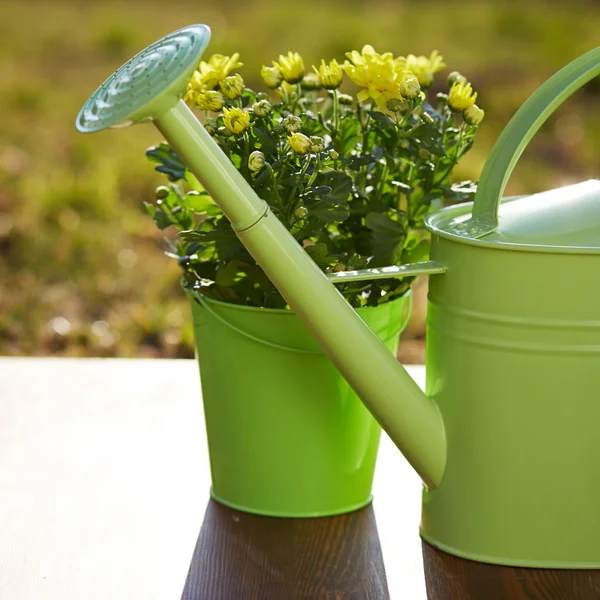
[469,46,600,237]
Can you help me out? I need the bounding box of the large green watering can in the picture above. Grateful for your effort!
[77,25,600,568]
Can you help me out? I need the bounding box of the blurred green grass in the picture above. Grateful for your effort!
[1,0,600,357]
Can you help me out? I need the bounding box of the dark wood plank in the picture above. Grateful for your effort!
[181,500,389,600]
[423,540,600,599]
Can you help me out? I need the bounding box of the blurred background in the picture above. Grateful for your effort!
[1,0,600,361]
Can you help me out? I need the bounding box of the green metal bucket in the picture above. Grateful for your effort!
[187,289,411,517]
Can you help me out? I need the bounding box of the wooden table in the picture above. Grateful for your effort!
[0,358,426,599]
[5,358,595,599]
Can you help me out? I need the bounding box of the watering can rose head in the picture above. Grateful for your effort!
[145,44,483,309]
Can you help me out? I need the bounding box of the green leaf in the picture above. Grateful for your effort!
[302,185,332,197]
[184,191,221,216]
[304,243,338,269]
[348,154,376,169]
[402,238,430,264]
[409,123,447,157]
[252,126,278,155]
[185,171,206,193]
[335,117,360,154]
[152,208,173,230]
[313,171,352,204]
[215,261,247,286]
[146,143,186,181]
[365,212,406,262]
[310,201,350,223]
[368,110,395,130]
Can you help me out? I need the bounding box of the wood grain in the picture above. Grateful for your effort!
[181,500,389,600]
[423,541,600,600]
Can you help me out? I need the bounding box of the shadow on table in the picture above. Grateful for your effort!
[181,499,390,600]
[422,541,600,600]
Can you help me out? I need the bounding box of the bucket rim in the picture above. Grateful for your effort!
[185,286,412,316]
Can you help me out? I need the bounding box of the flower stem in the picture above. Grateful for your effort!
[433,121,466,186]
[332,89,340,133]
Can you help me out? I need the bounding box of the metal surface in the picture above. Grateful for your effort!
[187,291,410,517]
[421,235,600,567]
[327,261,447,283]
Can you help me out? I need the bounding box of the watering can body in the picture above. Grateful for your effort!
[76,26,600,568]
[422,189,600,566]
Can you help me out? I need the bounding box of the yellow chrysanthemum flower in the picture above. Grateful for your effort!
[194,90,226,112]
[197,53,243,89]
[346,45,395,67]
[274,52,305,84]
[402,50,446,88]
[183,71,206,105]
[448,80,477,112]
[287,132,311,154]
[342,45,400,110]
[313,59,343,90]
[222,106,251,135]
[261,65,283,88]
[219,74,245,100]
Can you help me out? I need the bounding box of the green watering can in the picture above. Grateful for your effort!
[77,25,600,568]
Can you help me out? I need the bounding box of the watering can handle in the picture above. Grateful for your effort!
[469,46,600,237]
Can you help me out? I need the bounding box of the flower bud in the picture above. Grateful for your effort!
[301,72,322,90]
[283,115,302,133]
[219,74,245,100]
[309,136,325,153]
[248,150,266,173]
[294,206,308,219]
[253,99,272,118]
[204,119,218,135]
[386,97,404,112]
[273,124,285,135]
[314,59,343,90]
[447,71,467,86]
[155,186,169,199]
[287,132,311,154]
[275,52,305,84]
[261,65,283,88]
[463,104,485,125]
[436,92,448,106]
[218,126,234,138]
[337,93,354,106]
[328,149,339,160]
[195,90,226,112]
[418,149,430,160]
[223,106,251,135]
[399,74,421,100]
[420,111,435,125]
[448,81,477,112]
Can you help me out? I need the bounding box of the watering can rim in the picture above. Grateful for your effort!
[426,179,600,255]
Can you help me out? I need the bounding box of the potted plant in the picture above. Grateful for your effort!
[144,45,483,516]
